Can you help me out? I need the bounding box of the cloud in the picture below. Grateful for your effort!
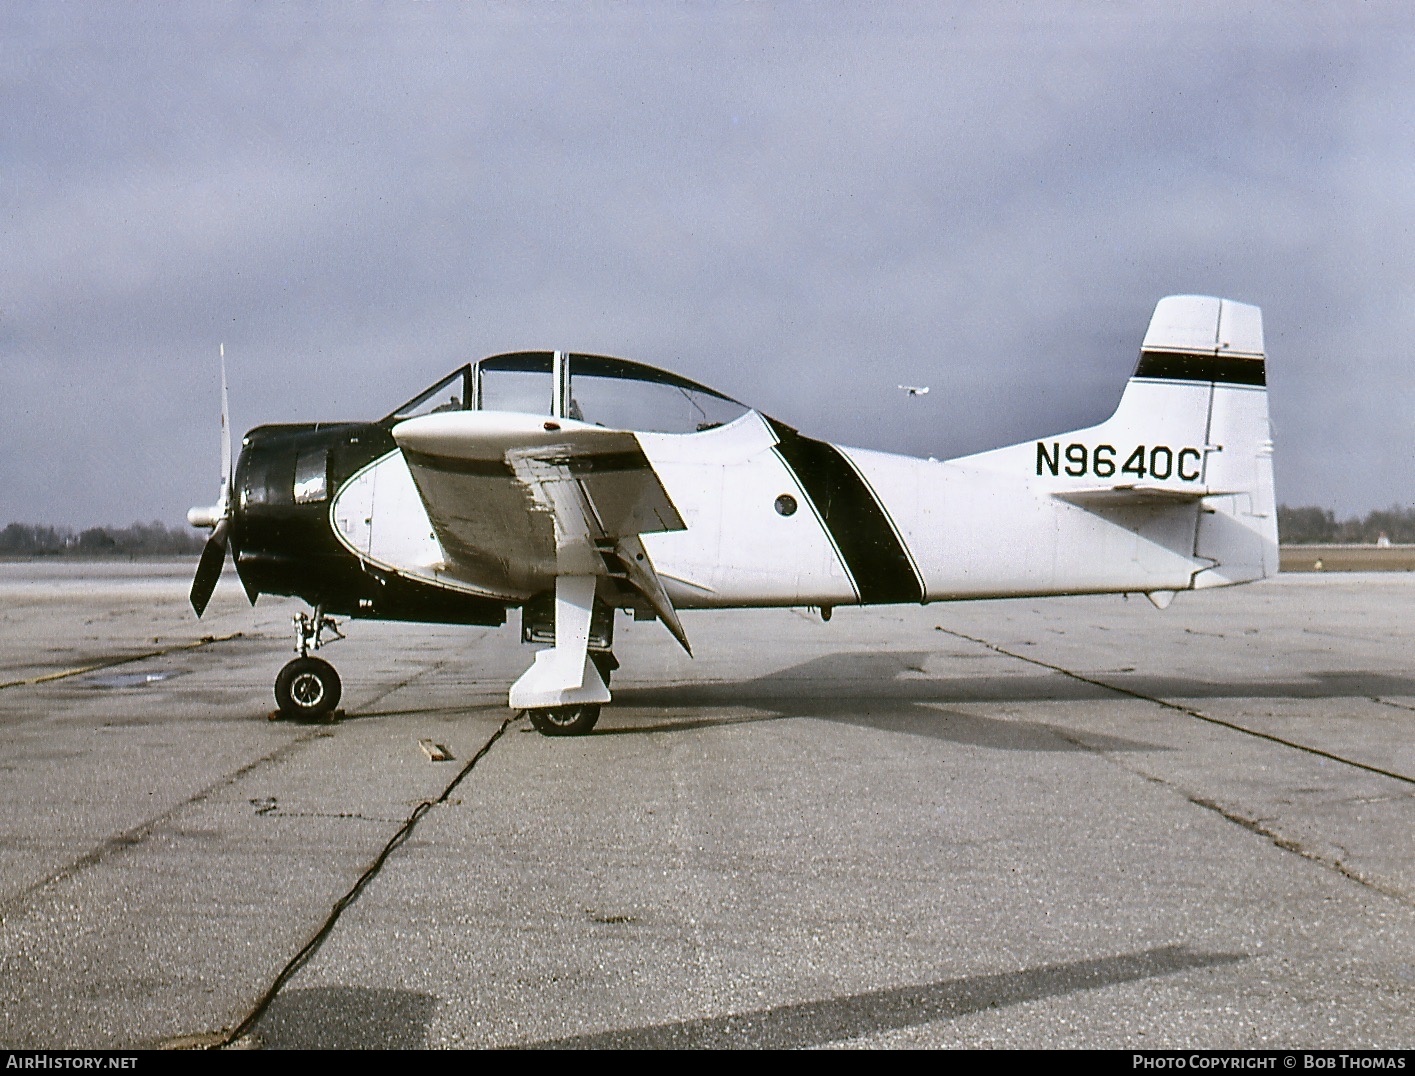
[0,3,1410,524]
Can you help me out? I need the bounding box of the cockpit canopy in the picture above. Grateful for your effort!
[385,352,750,435]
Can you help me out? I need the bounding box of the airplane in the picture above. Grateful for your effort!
[187,295,1278,736]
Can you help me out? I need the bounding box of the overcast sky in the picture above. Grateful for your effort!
[2,2,1411,527]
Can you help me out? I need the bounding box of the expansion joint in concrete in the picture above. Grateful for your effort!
[218,709,523,1049]
[934,626,1415,908]
[935,628,1415,787]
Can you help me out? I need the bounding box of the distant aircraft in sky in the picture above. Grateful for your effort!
[188,296,1277,735]
[898,384,929,396]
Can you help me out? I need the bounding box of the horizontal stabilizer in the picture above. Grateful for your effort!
[1052,485,1220,508]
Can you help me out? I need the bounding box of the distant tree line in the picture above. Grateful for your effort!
[0,521,206,557]
[1278,505,1415,545]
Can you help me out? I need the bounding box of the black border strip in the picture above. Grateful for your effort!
[1134,350,1266,386]
[403,447,652,478]
[401,448,513,477]
[767,418,924,605]
[552,449,652,475]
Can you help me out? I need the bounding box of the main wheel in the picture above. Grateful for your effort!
[527,704,601,736]
[275,656,342,721]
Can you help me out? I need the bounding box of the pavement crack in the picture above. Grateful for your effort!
[264,810,407,824]
[0,727,326,922]
[1054,725,1412,908]
[1372,696,1415,714]
[933,627,1415,907]
[0,632,246,691]
[343,659,454,718]
[218,709,523,1048]
[1182,792,1409,906]
[935,628,1415,787]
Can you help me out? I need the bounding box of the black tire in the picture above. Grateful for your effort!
[275,656,342,721]
[527,704,601,736]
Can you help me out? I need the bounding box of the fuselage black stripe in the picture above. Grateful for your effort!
[836,449,927,593]
[1134,350,1266,386]
[767,418,924,606]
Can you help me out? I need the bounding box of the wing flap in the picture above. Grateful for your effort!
[395,445,556,593]
[505,442,685,551]
[600,534,691,655]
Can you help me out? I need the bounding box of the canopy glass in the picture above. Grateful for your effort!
[385,352,749,435]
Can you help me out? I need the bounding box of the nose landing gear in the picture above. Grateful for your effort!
[273,608,344,721]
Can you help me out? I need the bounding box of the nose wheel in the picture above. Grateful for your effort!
[273,607,345,721]
[275,656,342,720]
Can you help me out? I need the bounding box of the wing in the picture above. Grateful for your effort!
[392,410,691,652]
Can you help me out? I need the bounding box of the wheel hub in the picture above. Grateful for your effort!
[290,673,326,707]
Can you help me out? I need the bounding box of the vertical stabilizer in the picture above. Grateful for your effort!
[1124,296,1278,586]
[964,295,1280,595]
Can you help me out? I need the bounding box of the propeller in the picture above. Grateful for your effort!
[187,346,233,617]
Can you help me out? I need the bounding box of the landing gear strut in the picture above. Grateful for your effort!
[517,586,618,737]
[273,607,344,721]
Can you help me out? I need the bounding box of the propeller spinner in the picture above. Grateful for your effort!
[187,346,232,616]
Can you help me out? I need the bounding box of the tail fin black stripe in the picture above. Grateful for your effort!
[767,418,924,605]
[1134,350,1266,386]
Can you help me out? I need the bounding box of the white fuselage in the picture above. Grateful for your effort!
[331,383,1274,613]
[332,295,1278,618]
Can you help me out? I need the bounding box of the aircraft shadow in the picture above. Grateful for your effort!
[332,652,1415,745]
[596,698,1152,753]
[617,650,1415,708]
[518,944,1244,1049]
[605,650,1145,750]
[251,985,439,1049]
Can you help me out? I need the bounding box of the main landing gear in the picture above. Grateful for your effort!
[273,608,344,721]
[524,651,617,736]
[516,586,618,737]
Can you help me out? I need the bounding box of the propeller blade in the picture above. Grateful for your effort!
[190,519,229,617]
[219,344,232,515]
